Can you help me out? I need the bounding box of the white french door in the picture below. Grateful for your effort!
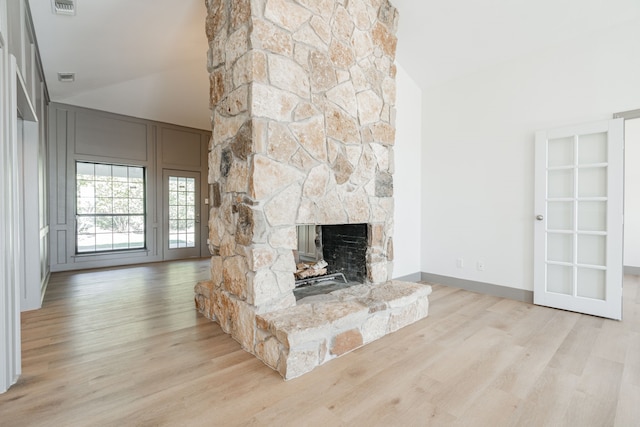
[534,119,624,320]
[163,170,201,260]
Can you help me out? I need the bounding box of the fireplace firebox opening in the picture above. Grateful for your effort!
[294,224,368,300]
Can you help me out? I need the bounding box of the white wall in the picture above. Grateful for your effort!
[624,118,640,268]
[393,63,422,279]
[421,18,640,291]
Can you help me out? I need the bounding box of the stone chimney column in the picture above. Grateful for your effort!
[199,0,401,375]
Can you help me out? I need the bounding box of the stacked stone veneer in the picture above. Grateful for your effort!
[196,0,431,379]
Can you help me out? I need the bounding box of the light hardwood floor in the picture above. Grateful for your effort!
[1,259,639,426]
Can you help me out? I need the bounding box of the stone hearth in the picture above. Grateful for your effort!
[195,0,432,379]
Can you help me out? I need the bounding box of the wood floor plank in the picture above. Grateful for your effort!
[1,260,639,426]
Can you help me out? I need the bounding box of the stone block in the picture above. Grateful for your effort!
[230,0,251,31]
[368,261,389,284]
[344,188,371,224]
[226,26,250,66]
[317,190,348,225]
[272,250,296,272]
[231,298,257,350]
[213,111,247,145]
[293,102,320,122]
[250,154,303,200]
[284,348,320,380]
[356,89,383,125]
[371,21,397,57]
[326,81,358,118]
[247,246,277,271]
[297,198,318,224]
[230,120,252,160]
[209,69,225,108]
[252,18,294,57]
[293,24,327,51]
[290,115,327,162]
[303,164,330,199]
[223,256,248,299]
[251,83,298,122]
[226,160,249,193]
[331,5,354,42]
[329,39,355,70]
[388,303,418,333]
[233,50,268,87]
[264,183,302,226]
[255,336,282,370]
[361,314,389,344]
[268,226,298,249]
[371,122,395,145]
[325,105,359,144]
[310,15,331,44]
[265,0,312,32]
[330,329,364,356]
[309,51,337,93]
[297,0,334,19]
[267,121,298,163]
[370,143,390,171]
[347,0,373,30]
[375,171,393,197]
[248,269,280,306]
[211,256,224,287]
[205,1,228,41]
[268,54,310,98]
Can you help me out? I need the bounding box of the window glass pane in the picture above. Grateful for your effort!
[130,168,144,179]
[577,268,606,300]
[578,132,607,165]
[96,198,113,214]
[548,201,573,231]
[548,137,574,167]
[577,234,606,267]
[578,167,607,197]
[77,162,95,177]
[130,199,144,214]
[578,201,607,232]
[112,165,128,180]
[75,162,146,253]
[547,233,573,263]
[77,197,95,214]
[95,164,112,179]
[548,169,573,198]
[547,264,573,295]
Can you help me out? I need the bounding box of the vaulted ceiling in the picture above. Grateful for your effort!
[28,0,640,131]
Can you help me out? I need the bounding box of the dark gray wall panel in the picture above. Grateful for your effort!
[161,128,202,168]
[75,113,148,161]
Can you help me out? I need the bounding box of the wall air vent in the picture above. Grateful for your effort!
[52,0,76,16]
[57,72,75,83]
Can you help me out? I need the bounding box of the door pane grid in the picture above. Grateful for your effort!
[546,134,609,300]
[168,176,196,249]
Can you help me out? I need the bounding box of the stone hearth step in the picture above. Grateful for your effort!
[254,281,432,380]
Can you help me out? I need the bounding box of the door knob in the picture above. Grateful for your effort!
[536,215,544,221]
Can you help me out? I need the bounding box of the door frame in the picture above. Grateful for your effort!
[616,108,640,275]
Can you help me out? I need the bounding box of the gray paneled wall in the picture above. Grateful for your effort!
[49,103,210,272]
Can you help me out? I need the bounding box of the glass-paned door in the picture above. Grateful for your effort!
[534,119,623,319]
[163,170,201,260]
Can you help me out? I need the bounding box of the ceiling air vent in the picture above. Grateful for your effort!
[52,0,76,16]
[57,72,75,83]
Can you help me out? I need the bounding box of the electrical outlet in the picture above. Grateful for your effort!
[456,258,464,268]
[477,261,485,271]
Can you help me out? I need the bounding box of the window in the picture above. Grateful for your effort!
[76,162,146,253]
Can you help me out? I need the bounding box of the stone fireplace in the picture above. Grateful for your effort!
[195,0,431,379]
